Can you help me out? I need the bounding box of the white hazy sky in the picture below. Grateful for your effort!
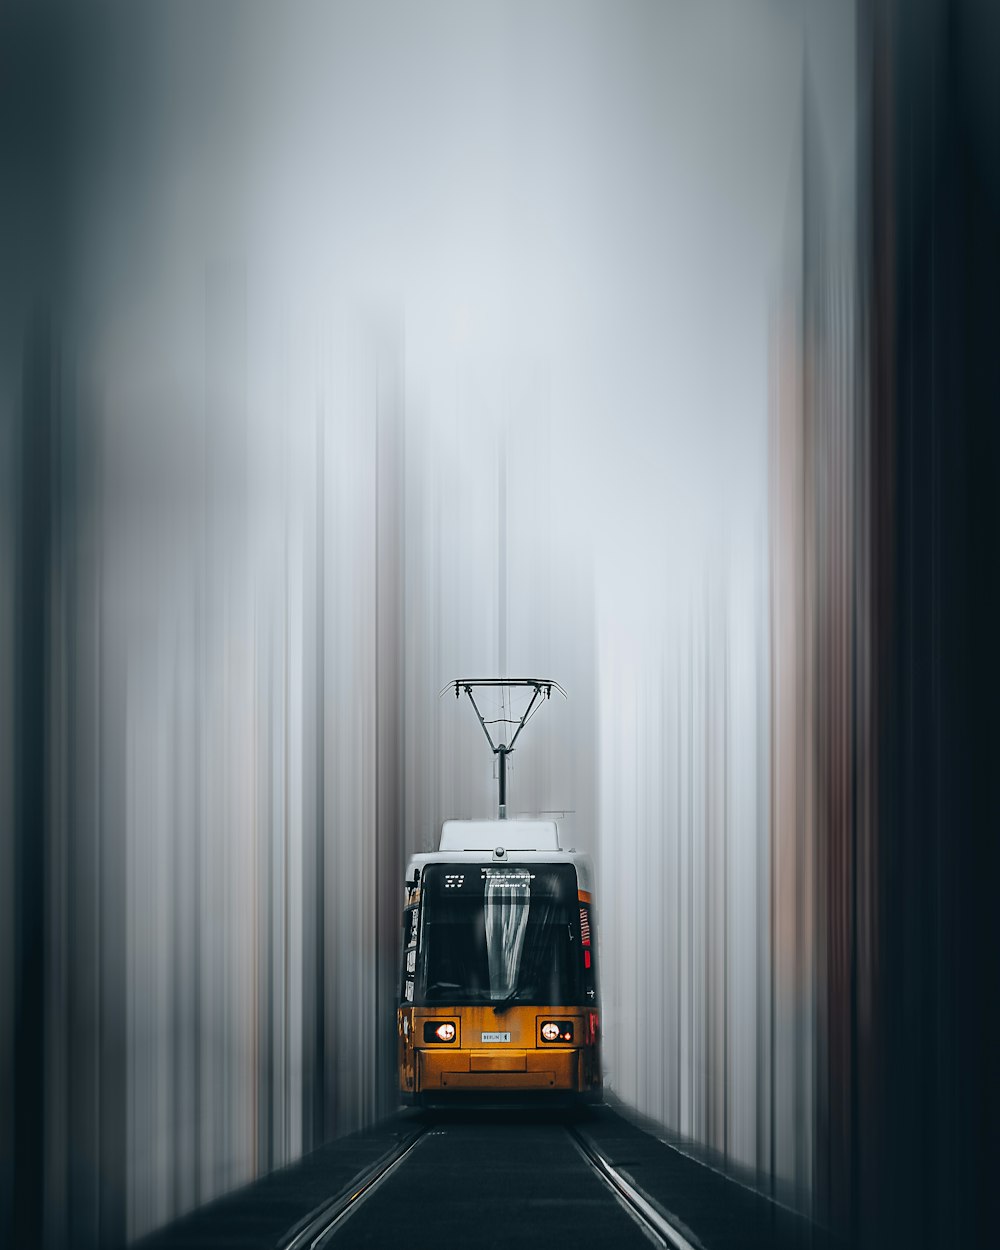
[77,0,857,618]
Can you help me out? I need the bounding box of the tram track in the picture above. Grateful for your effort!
[566,1124,702,1250]
[279,1127,429,1250]
[277,1117,702,1249]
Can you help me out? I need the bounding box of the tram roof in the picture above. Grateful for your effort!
[439,818,560,851]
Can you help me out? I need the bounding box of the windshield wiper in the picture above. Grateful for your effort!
[492,987,532,1015]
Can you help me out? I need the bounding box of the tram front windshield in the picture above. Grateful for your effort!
[418,863,584,1006]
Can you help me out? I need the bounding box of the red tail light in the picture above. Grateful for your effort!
[586,1011,600,1044]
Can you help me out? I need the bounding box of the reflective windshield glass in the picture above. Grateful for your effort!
[417,863,584,1006]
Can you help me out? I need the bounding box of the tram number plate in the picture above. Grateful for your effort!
[480,1031,511,1043]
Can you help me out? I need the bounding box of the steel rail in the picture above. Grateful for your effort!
[567,1125,703,1250]
[280,1129,427,1250]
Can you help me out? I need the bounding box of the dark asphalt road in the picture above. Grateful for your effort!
[335,1116,654,1248]
[139,1106,839,1250]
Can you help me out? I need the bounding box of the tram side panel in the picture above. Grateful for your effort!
[398,883,420,1099]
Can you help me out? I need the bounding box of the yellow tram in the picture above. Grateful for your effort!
[398,680,601,1105]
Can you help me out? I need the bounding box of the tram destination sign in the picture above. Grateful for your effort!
[481,1031,511,1043]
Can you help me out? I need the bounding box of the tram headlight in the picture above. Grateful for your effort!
[540,1020,573,1043]
[423,1020,457,1043]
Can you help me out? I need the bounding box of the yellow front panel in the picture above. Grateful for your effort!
[415,1005,583,1044]
[412,1004,585,1092]
[470,1049,527,1072]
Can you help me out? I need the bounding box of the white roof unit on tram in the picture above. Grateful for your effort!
[439,819,561,851]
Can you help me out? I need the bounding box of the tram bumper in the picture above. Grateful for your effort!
[417,1046,580,1092]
